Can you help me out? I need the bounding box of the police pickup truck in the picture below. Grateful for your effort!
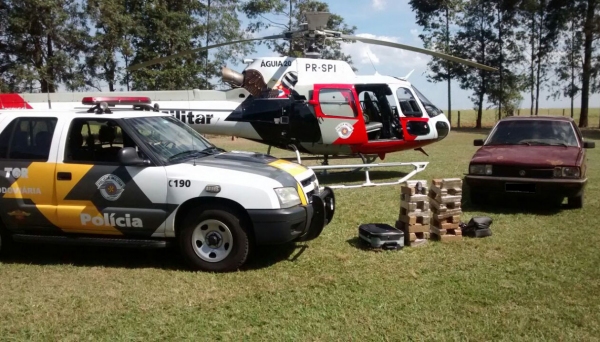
[0,98,334,272]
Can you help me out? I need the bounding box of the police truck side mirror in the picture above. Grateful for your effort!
[118,147,150,166]
[474,139,484,146]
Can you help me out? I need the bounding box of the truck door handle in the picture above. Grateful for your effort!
[57,172,72,181]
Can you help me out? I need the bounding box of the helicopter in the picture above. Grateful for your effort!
[0,12,497,188]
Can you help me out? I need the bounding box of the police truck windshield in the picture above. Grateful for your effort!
[125,115,218,164]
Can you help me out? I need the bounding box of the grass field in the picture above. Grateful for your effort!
[445,107,600,128]
[1,114,600,340]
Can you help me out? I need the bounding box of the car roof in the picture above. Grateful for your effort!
[498,115,574,123]
[0,109,170,119]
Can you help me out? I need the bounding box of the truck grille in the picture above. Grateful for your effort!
[493,165,554,179]
[299,174,318,204]
[301,174,317,187]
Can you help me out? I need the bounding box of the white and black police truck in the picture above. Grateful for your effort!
[0,97,335,272]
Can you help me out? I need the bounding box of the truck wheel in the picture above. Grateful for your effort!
[567,194,583,209]
[179,206,250,272]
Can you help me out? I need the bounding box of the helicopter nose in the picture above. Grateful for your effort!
[436,121,450,140]
[434,115,450,141]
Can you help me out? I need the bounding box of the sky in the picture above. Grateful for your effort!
[226,0,600,112]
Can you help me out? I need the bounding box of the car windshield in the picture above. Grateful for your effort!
[486,120,579,147]
[411,85,442,117]
[124,115,221,164]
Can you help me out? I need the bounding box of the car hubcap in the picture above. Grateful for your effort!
[191,219,233,263]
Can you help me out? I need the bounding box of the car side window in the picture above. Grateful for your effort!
[64,118,138,164]
[0,117,57,161]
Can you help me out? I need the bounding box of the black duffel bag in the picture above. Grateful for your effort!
[460,216,492,238]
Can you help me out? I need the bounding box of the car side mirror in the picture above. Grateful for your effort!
[118,147,150,166]
[474,139,484,146]
[583,141,595,149]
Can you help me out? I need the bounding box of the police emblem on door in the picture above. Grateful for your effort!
[95,174,125,201]
[336,122,354,139]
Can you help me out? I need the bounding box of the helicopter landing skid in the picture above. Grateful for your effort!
[308,161,429,189]
[266,145,428,189]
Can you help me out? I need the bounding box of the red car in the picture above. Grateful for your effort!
[464,116,595,208]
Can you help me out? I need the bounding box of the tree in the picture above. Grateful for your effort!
[85,0,138,92]
[1,0,89,93]
[548,0,584,118]
[492,0,527,119]
[409,0,462,125]
[578,0,599,127]
[448,0,501,128]
[241,0,356,65]
[515,0,563,116]
[128,0,254,91]
[545,0,599,127]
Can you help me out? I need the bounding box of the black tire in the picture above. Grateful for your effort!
[567,193,583,209]
[178,205,250,272]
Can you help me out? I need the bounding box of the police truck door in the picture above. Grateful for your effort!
[54,118,169,238]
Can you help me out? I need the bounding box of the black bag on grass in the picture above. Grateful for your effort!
[358,223,404,250]
[460,216,493,238]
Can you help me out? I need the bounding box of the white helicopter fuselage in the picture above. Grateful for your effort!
[1,57,450,155]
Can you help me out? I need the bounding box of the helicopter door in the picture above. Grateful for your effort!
[309,84,367,145]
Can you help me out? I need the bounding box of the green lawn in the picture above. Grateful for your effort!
[1,116,600,340]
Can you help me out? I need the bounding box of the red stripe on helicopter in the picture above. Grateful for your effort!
[0,94,33,109]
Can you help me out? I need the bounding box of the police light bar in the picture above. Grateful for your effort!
[81,96,152,106]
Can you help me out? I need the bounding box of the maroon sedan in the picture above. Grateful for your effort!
[464,116,595,208]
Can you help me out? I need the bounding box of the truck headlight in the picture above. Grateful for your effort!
[274,187,301,208]
[553,166,580,178]
[469,164,492,175]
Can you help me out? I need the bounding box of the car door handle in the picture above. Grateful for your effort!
[57,172,72,181]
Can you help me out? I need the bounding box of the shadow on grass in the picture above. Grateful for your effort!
[461,183,566,216]
[240,243,304,271]
[346,236,401,252]
[1,240,303,272]
[346,237,369,250]
[1,243,186,270]
[316,170,409,186]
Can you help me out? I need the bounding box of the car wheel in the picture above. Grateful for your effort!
[179,205,250,272]
[568,194,583,209]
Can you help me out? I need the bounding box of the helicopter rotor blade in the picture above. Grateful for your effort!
[339,34,498,72]
[126,34,287,71]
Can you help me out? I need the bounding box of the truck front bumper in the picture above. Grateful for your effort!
[248,187,335,245]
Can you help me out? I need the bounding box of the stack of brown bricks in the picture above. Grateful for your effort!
[428,178,463,242]
[396,180,430,247]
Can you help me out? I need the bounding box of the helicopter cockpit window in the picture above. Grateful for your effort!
[318,88,357,118]
[411,85,443,117]
[396,87,422,117]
